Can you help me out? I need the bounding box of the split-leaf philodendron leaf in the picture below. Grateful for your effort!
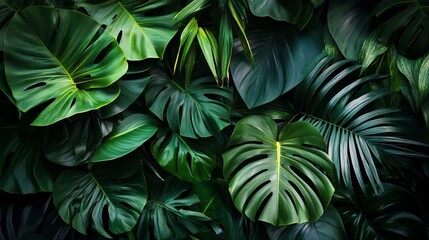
[4,6,127,126]
[223,115,335,225]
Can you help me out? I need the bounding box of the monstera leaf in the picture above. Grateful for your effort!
[135,176,211,240]
[0,128,58,194]
[4,6,127,126]
[335,183,427,239]
[91,113,158,162]
[223,116,335,225]
[293,53,428,193]
[53,158,147,238]
[374,0,429,59]
[247,0,324,29]
[80,0,179,61]
[266,205,347,240]
[230,23,323,108]
[151,127,217,182]
[145,65,232,139]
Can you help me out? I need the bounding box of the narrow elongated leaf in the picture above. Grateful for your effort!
[197,27,219,83]
[327,0,372,59]
[174,0,211,23]
[374,0,429,59]
[174,17,199,74]
[151,128,216,182]
[231,24,323,108]
[223,116,335,225]
[266,205,347,240]
[135,176,211,240]
[91,114,158,162]
[80,0,179,61]
[294,53,429,193]
[0,128,58,194]
[218,12,233,83]
[145,65,232,138]
[4,6,127,126]
[335,183,427,239]
[53,159,147,238]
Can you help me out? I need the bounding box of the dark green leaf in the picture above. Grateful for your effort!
[231,23,323,108]
[151,128,216,182]
[4,6,127,126]
[91,114,158,162]
[266,205,347,240]
[336,183,427,239]
[80,0,179,61]
[145,65,232,138]
[135,176,211,240]
[53,158,147,238]
[223,116,335,225]
[374,0,429,59]
[0,128,58,194]
[327,0,372,59]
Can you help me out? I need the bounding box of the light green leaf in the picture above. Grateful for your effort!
[151,128,216,182]
[223,116,335,225]
[145,65,232,139]
[174,17,199,74]
[4,6,127,126]
[230,24,323,108]
[174,0,211,23]
[53,158,147,238]
[218,11,233,83]
[359,32,388,73]
[267,205,347,240]
[81,0,179,61]
[197,27,219,83]
[91,114,158,162]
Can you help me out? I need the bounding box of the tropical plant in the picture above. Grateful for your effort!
[1,0,429,239]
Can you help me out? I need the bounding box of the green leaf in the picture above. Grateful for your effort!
[4,6,127,126]
[266,205,347,240]
[0,128,58,194]
[197,27,220,83]
[174,17,199,74]
[80,0,179,61]
[397,53,429,107]
[53,158,147,238]
[145,65,232,138]
[218,11,233,84]
[294,54,428,193]
[335,183,427,239]
[223,116,335,225]
[91,114,158,162]
[100,76,150,118]
[359,32,388,73]
[327,0,372,59]
[151,128,216,182]
[230,24,323,108]
[374,0,429,59]
[174,0,211,23]
[247,0,319,29]
[135,176,211,240]
[42,113,105,166]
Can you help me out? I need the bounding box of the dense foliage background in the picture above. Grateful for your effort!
[1,0,429,239]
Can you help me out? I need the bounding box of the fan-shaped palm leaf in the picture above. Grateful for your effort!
[293,53,428,193]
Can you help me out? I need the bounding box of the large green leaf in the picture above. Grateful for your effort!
[247,0,322,29]
[4,6,127,126]
[230,23,323,108]
[327,0,372,59]
[91,113,158,162]
[374,0,429,59]
[53,158,147,238]
[151,127,216,182]
[293,53,428,193]
[135,176,211,240]
[266,205,347,240]
[0,128,58,194]
[80,0,179,61]
[144,65,232,139]
[223,116,335,225]
[42,113,105,166]
[335,183,427,239]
